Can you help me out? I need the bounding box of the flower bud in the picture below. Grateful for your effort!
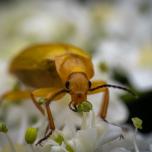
[38,97,46,105]
[25,128,38,144]
[132,117,143,130]
[77,101,93,112]
[66,144,74,152]
[0,122,8,133]
[54,134,64,145]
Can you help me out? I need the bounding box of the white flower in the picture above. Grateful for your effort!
[0,0,152,151]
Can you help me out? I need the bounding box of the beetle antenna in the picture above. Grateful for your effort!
[90,84,137,97]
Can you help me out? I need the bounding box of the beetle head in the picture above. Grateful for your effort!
[65,72,91,112]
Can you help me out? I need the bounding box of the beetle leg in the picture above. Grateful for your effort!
[30,87,67,116]
[88,80,133,119]
[36,129,52,146]
[0,90,31,104]
[44,125,49,136]
[89,80,129,133]
[44,88,67,129]
[45,102,55,131]
[35,103,55,146]
[35,88,67,145]
[88,80,109,120]
[31,92,45,115]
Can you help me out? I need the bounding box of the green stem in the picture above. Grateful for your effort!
[81,112,87,129]
[133,128,140,152]
[6,134,17,152]
[91,111,95,128]
[30,145,35,152]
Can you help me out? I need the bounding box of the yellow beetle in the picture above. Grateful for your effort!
[0,43,133,144]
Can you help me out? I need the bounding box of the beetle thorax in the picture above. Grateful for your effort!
[68,72,89,105]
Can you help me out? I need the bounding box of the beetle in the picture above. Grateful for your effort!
[0,43,134,144]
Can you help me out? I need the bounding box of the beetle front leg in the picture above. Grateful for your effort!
[88,80,109,120]
[36,103,55,146]
[89,80,127,131]
[30,87,66,116]
[99,87,109,120]
[35,88,67,145]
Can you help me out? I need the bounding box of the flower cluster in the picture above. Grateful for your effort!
[0,0,152,151]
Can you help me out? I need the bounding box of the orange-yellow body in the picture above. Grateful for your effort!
[10,44,94,88]
[1,43,115,145]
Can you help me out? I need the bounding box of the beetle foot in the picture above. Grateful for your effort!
[36,130,52,146]
[102,118,122,128]
[102,118,129,132]
[119,134,125,140]
[44,125,49,136]
[102,118,129,141]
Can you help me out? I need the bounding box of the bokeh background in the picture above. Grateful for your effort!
[0,0,152,135]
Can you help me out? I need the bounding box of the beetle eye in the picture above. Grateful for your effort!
[88,81,91,88]
[65,81,70,90]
